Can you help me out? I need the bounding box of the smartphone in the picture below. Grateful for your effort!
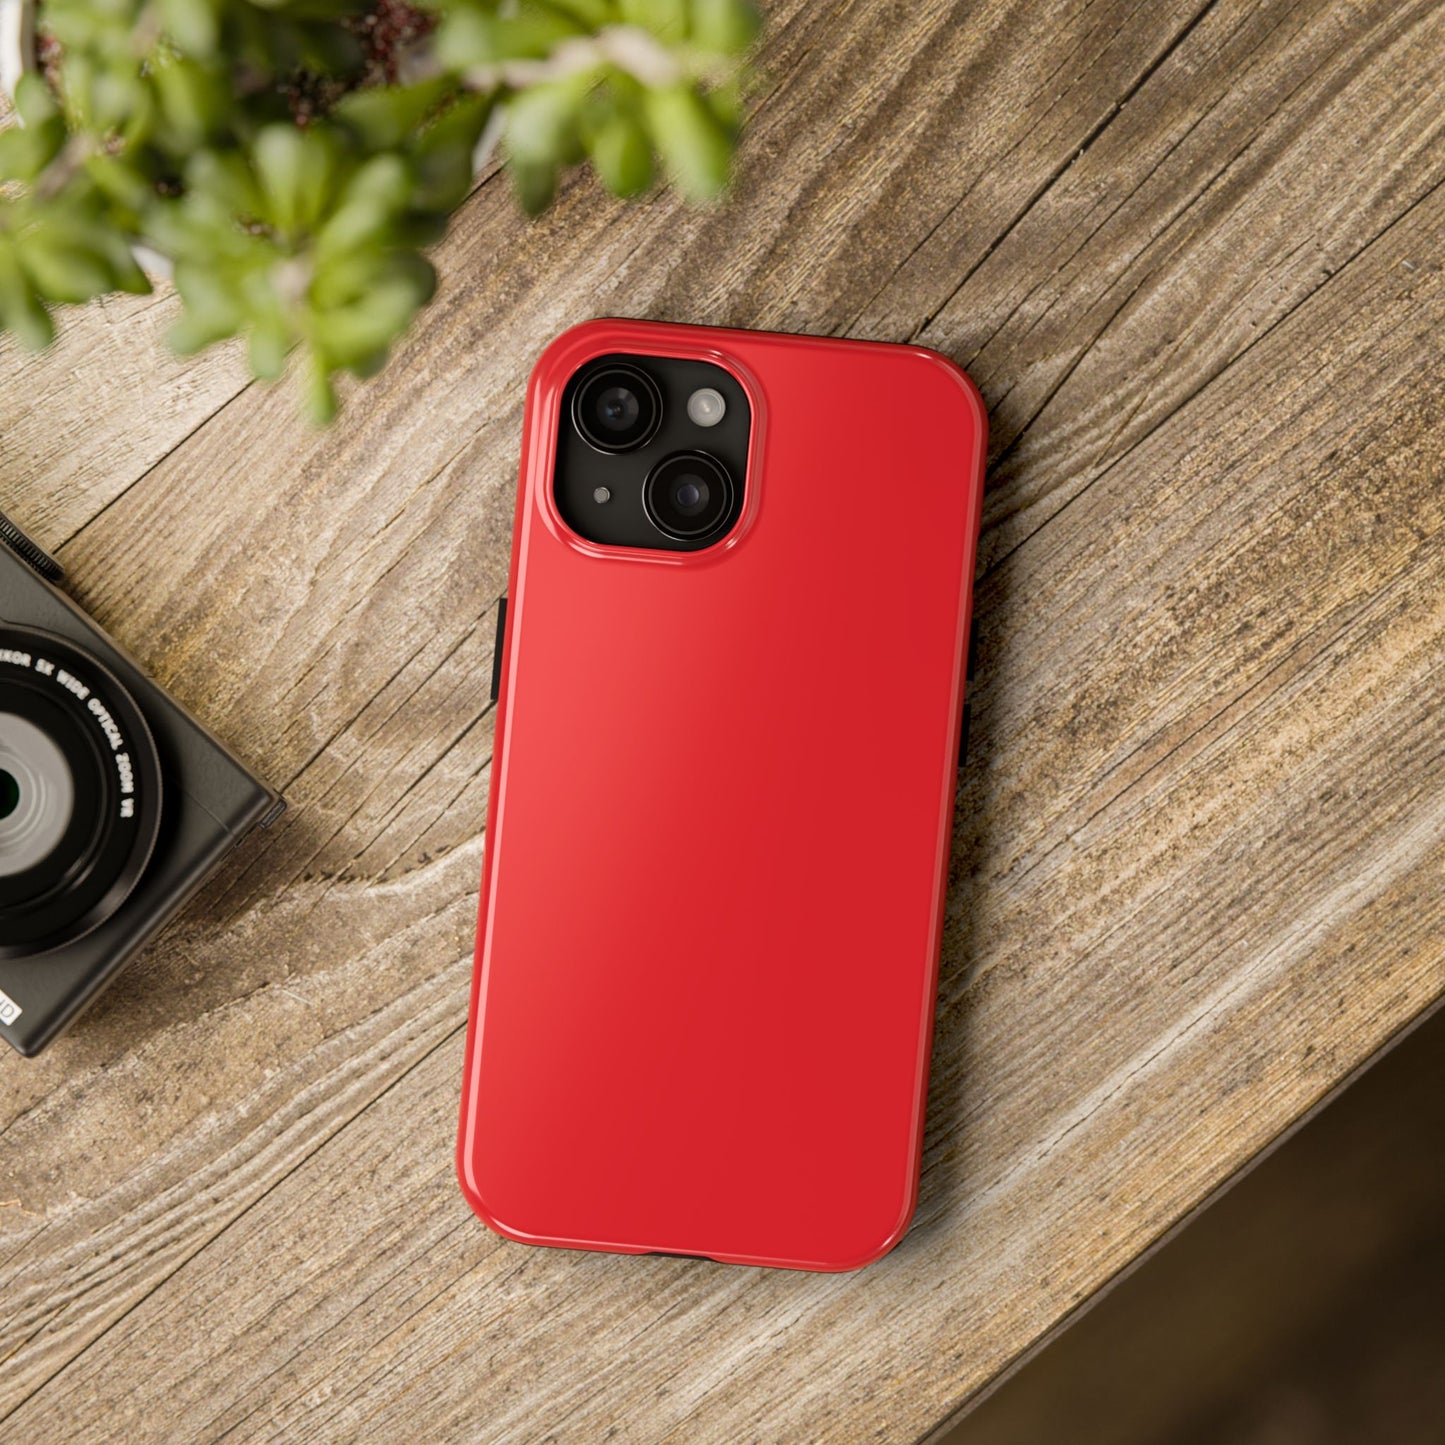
[457,319,987,1271]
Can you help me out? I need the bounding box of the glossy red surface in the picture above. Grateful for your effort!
[458,319,987,1270]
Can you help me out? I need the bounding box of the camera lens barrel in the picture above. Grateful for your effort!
[0,626,163,959]
[643,452,736,541]
[0,714,75,876]
[572,364,664,452]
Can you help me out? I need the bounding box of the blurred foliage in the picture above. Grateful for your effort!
[0,0,759,420]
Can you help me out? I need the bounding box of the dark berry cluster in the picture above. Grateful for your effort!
[347,0,437,88]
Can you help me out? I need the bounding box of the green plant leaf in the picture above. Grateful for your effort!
[314,290,417,367]
[620,0,687,40]
[702,75,743,130]
[505,79,589,166]
[0,247,56,350]
[248,315,292,379]
[17,240,113,304]
[13,72,59,128]
[541,0,613,29]
[643,84,732,200]
[153,60,223,147]
[315,154,414,258]
[305,357,338,425]
[160,0,221,56]
[96,231,152,295]
[0,122,65,182]
[433,6,495,70]
[186,151,268,219]
[410,92,494,212]
[336,79,457,150]
[510,156,557,215]
[436,6,580,68]
[91,69,151,133]
[168,308,232,353]
[689,0,759,55]
[253,125,342,236]
[589,111,653,197]
[83,153,154,212]
[171,260,248,343]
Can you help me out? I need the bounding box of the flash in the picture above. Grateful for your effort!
[593,486,611,504]
[686,387,726,427]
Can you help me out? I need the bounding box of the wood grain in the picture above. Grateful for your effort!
[2,0,1444,1440]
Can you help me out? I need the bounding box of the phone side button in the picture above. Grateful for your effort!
[958,700,971,769]
[490,597,508,705]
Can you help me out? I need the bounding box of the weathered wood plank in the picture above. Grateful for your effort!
[902,0,1445,573]
[0,288,252,546]
[2,0,1444,1440]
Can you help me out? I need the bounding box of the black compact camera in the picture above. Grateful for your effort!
[0,511,282,1057]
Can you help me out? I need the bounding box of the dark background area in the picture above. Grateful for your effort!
[939,1005,1445,1445]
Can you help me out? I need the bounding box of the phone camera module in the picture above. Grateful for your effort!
[573,364,663,452]
[644,452,735,542]
[553,353,749,553]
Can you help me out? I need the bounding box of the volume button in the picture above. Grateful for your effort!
[490,597,508,705]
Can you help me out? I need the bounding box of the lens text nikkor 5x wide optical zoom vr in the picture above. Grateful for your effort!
[0,627,163,960]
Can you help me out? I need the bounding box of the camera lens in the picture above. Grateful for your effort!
[0,715,75,879]
[643,452,735,542]
[0,626,162,960]
[573,363,663,452]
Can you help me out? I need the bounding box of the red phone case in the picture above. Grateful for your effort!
[458,319,987,1270]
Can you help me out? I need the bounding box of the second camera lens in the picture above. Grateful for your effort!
[644,452,735,542]
[573,363,663,452]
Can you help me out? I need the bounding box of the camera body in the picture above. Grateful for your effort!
[0,513,282,1057]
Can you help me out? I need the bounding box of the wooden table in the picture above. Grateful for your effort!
[3,2,1444,1440]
